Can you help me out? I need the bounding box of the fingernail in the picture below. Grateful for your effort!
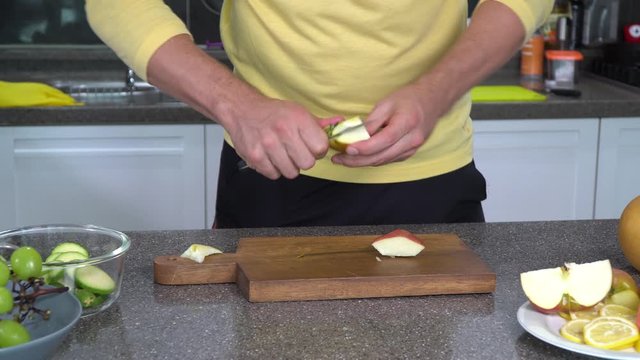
[332,157,342,165]
[346,147,358,155]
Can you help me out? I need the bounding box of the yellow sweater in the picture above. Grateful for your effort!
[86,0,553,183]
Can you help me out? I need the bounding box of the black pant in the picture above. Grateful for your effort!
[214,142,487,228]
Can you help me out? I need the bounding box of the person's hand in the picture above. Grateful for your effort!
[331,82,439,167]
[224,95,341,180]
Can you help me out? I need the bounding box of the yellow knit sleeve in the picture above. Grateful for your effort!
[477,0,554,39]
[85,0,192,80]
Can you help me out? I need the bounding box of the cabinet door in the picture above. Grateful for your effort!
[595,117,640,219]
[205,124,225,228]
[0,125,205,231]
[473,118,599,222]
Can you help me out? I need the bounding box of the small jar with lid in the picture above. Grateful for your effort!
[544,50,584,89]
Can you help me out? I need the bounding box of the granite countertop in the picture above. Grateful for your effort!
[52,220,629,359]
[1,47,640,126]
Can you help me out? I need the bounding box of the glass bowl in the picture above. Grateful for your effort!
[0,284,82,360]
[0,224,130,317]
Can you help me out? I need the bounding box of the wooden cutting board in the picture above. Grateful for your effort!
[153,233,496,302]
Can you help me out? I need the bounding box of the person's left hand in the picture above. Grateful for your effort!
[331,82,439,167]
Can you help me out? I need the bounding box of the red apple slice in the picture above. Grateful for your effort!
[371,229,425,257]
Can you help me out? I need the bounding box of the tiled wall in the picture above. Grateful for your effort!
[0,0,221,45]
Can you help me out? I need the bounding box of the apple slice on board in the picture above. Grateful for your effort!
[180,244,223,263]
[520,259,613,310]
[371,229,425,257]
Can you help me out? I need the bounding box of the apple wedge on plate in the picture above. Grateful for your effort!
[520,260,612,311]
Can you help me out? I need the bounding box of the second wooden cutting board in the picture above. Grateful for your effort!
[154,233,496,302]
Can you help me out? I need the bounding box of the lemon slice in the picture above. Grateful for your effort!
[180,244,222,263]
[570,309,599,321]
[599,304,638,322]
[560,319,590,344]
[570,303,604,321]
[583,316,640,350]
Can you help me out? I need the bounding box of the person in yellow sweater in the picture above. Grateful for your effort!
[85,0,553,228]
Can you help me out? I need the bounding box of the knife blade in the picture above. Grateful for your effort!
[328,122,368,139]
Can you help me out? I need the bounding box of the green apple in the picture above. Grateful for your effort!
[605,268,640,310]
[521,259,612,311]
[611,268,639,294]
[607,289,640,310]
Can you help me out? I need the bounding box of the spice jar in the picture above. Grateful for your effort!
[521,34,545,79]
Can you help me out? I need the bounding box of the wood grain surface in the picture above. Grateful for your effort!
[154,233,496,302]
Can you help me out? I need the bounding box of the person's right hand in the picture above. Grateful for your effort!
[224,95,341,180]
[143,35,340,180]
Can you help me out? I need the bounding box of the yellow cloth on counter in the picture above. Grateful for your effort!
[471,85,547,102]
[0,81,81,108]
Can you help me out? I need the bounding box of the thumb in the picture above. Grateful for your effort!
[318,116,343,128]
[364,101,393,133]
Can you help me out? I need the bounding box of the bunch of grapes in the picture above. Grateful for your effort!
[0,246,68,349]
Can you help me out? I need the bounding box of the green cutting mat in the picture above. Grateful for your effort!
[471,85,547,102]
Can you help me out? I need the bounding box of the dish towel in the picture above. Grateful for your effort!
[471,85,547,102]
[0,81,82,108]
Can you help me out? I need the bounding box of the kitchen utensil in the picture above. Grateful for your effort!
[583,0,620,46]
[154,233,496,302]
[328,122,368,139]
[235,122,369,171]
[557,16,571,50]
[569,0,584,49]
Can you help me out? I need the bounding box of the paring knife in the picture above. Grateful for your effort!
[328,122,368,139]
[237,122,369,170]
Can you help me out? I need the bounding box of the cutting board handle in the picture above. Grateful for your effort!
[153,254,238,285]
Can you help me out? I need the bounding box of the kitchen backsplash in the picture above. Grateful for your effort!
[0,1,634,47]
[0,0,222,45]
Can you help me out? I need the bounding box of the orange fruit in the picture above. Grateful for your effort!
[619,196,640,271]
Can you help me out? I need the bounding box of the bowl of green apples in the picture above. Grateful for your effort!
[0,224,130,317]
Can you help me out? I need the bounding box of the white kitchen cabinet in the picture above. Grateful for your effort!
[0,125,206,231]
[473,118,599,222]
[205,124,225,228]
[595,117,640,219]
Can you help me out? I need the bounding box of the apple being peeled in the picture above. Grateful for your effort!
[325,116,370,152]
[372,229,425,257]
[520,259,612,311]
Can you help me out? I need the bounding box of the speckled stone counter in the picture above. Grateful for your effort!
[1,47,640,126]
[51,220,626,360]
[1,74,639,126]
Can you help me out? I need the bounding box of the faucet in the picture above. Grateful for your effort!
[125,68,136,92]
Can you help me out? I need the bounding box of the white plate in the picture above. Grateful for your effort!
[517,302,640,359]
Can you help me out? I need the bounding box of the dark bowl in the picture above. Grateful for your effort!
[0,288,82,360]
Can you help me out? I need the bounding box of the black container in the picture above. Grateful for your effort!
[569,0,584,49]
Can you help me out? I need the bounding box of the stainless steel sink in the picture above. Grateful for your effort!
[52,80,180,106]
